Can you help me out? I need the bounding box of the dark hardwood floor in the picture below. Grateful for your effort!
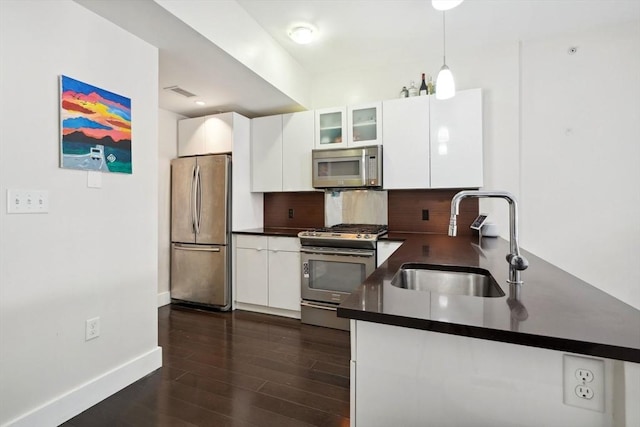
[62,305,351,427]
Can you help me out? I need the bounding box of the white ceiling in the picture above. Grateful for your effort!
[77,0,639,118]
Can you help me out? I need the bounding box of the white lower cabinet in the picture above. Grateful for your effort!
[268,249,301,310]
[234,235,301,316]
[235,236,268,306]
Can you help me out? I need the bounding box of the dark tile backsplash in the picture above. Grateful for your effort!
[262,189,478,235]
[263,192,325,229]
[388,189,479,235]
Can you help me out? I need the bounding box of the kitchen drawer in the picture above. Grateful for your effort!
[235,234,267,249]
[268,236,301,252]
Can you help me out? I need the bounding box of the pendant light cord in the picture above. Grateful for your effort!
[442,12,447,66]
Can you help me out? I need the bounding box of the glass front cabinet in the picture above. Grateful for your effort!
[315,102,382,149]
[347,102,382,147]
[315,107,347,149]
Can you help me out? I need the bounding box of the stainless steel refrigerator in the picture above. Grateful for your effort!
[170,154,231,310]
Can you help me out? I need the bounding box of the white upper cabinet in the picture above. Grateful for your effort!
[382,96,430,189]
[315,107,347,149]
[177,117,206,157]
[178,112,234,157]
[348,102,383,147]
[251,115,283,192]
[383,89,483,190]
[315,103,383,149]
[250,111,315,193]
[205,113,233,154]
[430,88,483,188]
[282,111,315,192]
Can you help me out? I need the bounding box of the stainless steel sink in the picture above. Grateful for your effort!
[391,263,504,297]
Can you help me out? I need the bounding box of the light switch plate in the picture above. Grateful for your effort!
[7,189,49,214]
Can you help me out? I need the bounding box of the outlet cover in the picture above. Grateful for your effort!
[563,354,604,412]
[85,317,100,341]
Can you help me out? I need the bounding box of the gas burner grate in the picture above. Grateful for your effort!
[323,223,388,234]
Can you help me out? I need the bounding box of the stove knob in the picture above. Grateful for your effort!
[356,234,362,238]
[364,234,370,239]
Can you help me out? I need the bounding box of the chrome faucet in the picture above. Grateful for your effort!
[448,190,529,284]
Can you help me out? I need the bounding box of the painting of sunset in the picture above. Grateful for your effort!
[60,75,131,174]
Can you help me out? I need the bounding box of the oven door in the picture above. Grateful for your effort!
[301,246,376,305]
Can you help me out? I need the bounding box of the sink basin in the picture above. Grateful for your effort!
[391,263,504,297]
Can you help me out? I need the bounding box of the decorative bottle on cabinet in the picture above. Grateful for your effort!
[420,73,428,96]
[408,81,418,97]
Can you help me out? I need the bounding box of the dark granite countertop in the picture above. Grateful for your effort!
[338,233,640,363]
[232,227,307,237]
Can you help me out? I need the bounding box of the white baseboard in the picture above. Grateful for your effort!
[4,347,162,427]
[157,291,171,307]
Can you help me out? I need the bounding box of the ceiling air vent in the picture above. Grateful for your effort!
[163,85,196,98]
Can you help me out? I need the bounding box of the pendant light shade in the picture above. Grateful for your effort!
[431,0,464,11]
[436,65,455,100]
[436,11,455,100]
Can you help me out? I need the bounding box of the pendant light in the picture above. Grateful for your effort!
[431,0,463,11]
[436,11,455,100]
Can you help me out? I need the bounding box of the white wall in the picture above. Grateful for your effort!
[0,1,161,425]
[311,23,640,310]
[158,109,184,306]
[520,23,640,309]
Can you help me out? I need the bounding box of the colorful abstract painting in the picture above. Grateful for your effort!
[60,75,132,174]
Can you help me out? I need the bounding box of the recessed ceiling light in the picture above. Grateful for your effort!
[288,25,316,45]
[432,0,464,11]
[194,100,206,106]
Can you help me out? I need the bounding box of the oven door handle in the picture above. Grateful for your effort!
[300,247,375,258]
[301,301,339,311]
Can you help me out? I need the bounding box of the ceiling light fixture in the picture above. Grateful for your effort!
[431,0,464,11]
[288,25,316,45]
[194,100,206,106]
[436,11,455,100]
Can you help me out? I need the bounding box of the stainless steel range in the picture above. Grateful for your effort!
[299,224,388,330]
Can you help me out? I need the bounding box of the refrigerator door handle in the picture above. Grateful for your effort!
[193,164,201,235]
[190,165,196,234]
[174,244,221,252]
[196,164,202,234]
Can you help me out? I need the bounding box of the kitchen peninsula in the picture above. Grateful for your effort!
[338,233,640,426]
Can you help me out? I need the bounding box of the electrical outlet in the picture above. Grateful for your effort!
[576,369,594,383]
[563,354,604,412]
[288,208,294,219]
[85,317,100,341]
[422,209,429,221]
[575,385,594,399]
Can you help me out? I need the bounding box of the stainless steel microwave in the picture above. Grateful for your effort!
[312,145,382,189]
